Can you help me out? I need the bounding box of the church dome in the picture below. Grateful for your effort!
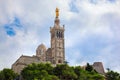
[37,43,46,50]
[36,43,47,57]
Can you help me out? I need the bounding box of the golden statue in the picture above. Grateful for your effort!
[56,8,59,18]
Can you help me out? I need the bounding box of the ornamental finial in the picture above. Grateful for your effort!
[56,8,59,18]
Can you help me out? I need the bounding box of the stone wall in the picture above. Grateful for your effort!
[12,55,42,74]
[92,62,105,75]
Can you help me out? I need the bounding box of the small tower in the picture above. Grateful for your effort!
[50,8,65,65]
[93,62,105,75]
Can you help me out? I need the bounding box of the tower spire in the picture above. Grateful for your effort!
[55,8,60,25]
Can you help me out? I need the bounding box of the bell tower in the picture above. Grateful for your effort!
[50,8,65,65]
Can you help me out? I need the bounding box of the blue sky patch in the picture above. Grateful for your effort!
[4,17,22,36]
[108,0,116,3]
[90,0,98,4]
[13,17,22,27]
[69,0,79,13]
[6,29,16,36]
[90,0,116,4]
[4,25,16,36]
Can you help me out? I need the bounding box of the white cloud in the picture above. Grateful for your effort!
[64,0,120,73]
[76,0,120,16]
[96,44,120,72]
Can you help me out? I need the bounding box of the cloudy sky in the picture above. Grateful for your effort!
[0,0,120,72]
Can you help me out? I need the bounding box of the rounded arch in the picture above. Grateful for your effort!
[58,59,62,63]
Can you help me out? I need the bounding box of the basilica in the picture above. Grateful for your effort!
[12,8,105,75]
[12,8,65,74]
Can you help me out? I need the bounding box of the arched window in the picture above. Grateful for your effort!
[56,31,59,38]
[56,31,63,38]
[58,60,62,63]
[60,32,62,38]
[59,32,60,38]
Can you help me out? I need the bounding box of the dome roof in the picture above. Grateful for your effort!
[37,43,46,50]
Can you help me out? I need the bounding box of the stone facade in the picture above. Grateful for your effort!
[50,18,65,65]
[12,8,65,74]
[12,55,44,74]
[92,62,105,75]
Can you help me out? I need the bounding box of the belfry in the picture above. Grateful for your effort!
[49,8,65,64]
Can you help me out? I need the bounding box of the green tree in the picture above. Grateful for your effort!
[106,68,120,80]
[92,74,105,80]
[85,63,93,72]
[21,63,59,80]
[0,68,18,80]
[21,62,105,80]
[74,66,88,80]
[74,65,104,80]
[53,64,77,80]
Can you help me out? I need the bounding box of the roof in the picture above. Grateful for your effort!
[37,43,46,50]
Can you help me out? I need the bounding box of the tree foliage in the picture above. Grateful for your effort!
[2,63,120,80]
[0,68,18,80]
[21,63,58,80]
[106,68,120,80]
[0,63,120,80]
[85,63,93,72]
[54,64,77,80]
[21,63,105,80]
